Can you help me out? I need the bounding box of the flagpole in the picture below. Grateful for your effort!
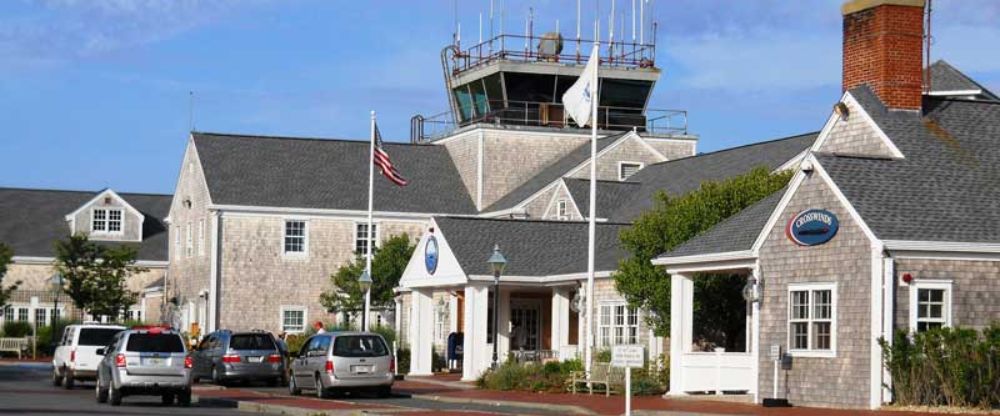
[364,110,376,332]
[584,43,599,376]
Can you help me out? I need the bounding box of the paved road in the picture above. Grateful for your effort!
[0,363,247,416]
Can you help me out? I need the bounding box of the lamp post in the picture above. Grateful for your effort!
[358,270,373,331]
[486,244,507,370]
[48,274,64,355]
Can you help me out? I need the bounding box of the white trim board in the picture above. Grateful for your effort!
[809,91,905,160]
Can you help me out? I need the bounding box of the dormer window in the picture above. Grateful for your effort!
[92,208,123,234]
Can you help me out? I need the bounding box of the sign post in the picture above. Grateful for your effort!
[611,345,644,416]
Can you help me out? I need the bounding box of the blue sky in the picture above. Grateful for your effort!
[1,0,999,194]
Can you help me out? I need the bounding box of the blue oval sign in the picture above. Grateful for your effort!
[425,235,439,275]
[786,209,839,246]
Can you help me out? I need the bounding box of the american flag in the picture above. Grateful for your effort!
[373,124,409,187]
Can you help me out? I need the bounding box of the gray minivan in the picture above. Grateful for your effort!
[189,330,285,386]
[287,332,393,398]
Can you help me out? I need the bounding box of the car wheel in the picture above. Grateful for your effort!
[177,389,192,407]
[52,369,64,387]
[161,393,175,405]
[63,369,75,389]
[212,366,226,386]
[288,373,301,396]
[95,379,108,403]
[315,375,331,399]
[109,385,123,406]
[376,385,391,398]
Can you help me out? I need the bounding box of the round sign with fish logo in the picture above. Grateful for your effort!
[786,209,839,246]
[425,236,439,275]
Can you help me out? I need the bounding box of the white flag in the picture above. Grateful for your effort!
[561,45,599,128]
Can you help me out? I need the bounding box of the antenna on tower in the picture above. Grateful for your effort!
[640,0,645,44]
[924,0,933,92]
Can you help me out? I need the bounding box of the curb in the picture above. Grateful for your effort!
[0,361,51,369]
[410,393,598,415]
[196,396,362,416]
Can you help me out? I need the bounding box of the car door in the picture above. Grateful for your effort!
[193,335,214,377]
[292,337,317,388]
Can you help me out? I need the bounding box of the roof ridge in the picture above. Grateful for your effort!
[192,131,419,146]
[435,215,631,226]
[0,186,171,197]
[641,131,820,169]
[563,178,641,185]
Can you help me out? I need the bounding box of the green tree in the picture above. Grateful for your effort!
[0,243,22,313]
[613,167,793,338]
[321,234,416,316]
[53,234,145,319]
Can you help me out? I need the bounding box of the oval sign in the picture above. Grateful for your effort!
[425,235,439,275]
[786,209,839,246]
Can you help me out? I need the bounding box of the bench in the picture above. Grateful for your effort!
[0,337,29,359]
[568,362,624,396]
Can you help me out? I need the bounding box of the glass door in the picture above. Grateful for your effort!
[509,300,540,352]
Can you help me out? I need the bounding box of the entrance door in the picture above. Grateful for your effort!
[509,300,540,351]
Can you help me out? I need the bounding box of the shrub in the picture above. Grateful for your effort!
[478,359,585,392]
[370,325,396,346]
[3,321,31,337]
[594,348,611,362]
[397,348,411,373]
[881,324,1000,409]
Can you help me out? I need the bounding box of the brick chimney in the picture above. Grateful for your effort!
[842,0,925,110]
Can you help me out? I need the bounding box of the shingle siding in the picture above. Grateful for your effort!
[757,174,873,409]
[643,139,696,161]
[817,98,896,157]
[567,136,663,181]
[480,130,587,209]
[894,258,1000,331]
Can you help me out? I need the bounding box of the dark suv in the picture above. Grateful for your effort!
[189,330,286,386]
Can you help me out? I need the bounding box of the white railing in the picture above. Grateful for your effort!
[679,349,754,393]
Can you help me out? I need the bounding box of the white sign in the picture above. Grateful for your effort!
[611,345,644,368]
[769,344,782,360]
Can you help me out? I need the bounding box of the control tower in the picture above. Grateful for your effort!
[411,28,686,142]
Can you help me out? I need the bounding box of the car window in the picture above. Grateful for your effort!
[300,337,317,355]
[333,336,388,357]
[78,328,123,346]
[62,327,74,346]
[230,334,276,351]
[125,333,185,353]
[197,335,212,351]
[317,336,331,354]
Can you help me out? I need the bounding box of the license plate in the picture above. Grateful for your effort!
[351,365,373,374]
[143,357,166,366]
[248,356,263,363]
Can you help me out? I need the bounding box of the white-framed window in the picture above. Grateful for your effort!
[91,208,124,234]
[283,220,307,255]
[281,306,307,333]
[185,223,193,258]
[174,226,181,257]
[909,280,952,333]
[618,161,644,181]
[434,301,448,344]
[197,219,205,256]
[557,199,569,220]
[34,308,47,325]
[17,307,28,322]
[355,223,379,254]
[787,282,836,356]
[598,301,640,347]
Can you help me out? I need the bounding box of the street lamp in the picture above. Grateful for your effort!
[48,274,64,354]
[358,270,373,331]
[486,244,507,370]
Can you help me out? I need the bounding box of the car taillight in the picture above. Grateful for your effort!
[222,355,241,364]
[70,350,76,363]
[389,357,395,374]
[184,356,193,368]
[325,360,334,374]
[115,354,126,368]
[267,354,282,364]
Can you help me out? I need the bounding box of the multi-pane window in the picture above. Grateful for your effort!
[910,281,951,333]
[618,162,643,181]
[197,219,205,256]
[185,223,193,257]
[788,284,835,354]
[434,302,448,344]
[2,306,12,321]
[51,308,60,323]
[92,209,122,233]
[598,302,640,347]
[17,307,28,322]
[35,308,47,325]
[175,226,181,256]
[281,307,306,333]
[557,200,568,220]
[355,223,378,254]
[284,220,306,254]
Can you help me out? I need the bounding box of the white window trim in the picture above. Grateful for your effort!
[185,223,193,258]
[197,219,205,256]
[597,300,641,347]
[787,282,837,358]
[91,208,124,235]
[354,221,380,254]
[556,199,569,220]
[282,219,309,258]
[908,279,953,333]
[617,161,644,181]
[280,305,308,334]
[174,226,181,258]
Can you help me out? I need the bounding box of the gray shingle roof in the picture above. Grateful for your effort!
[928,60,999,100]
[818,84,1000,243]
[0,188,171,261]
[562,178,640,218]
[193,132,477,214]
[609,132,817,221]
[657,189,785,259]
[434,216,628,276]
[482,132,628,213]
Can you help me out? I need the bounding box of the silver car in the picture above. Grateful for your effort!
[94,327,192,406]
[288,332,394,398]
[189,330,286,386]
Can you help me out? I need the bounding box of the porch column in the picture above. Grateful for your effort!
[408,288,434,376]
[668,273,694,396]
[750,266,762,401]
[551,287,571,359]
[462,284,490,381]
[497,288,511,361]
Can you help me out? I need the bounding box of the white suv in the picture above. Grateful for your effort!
[53,324,126,389]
